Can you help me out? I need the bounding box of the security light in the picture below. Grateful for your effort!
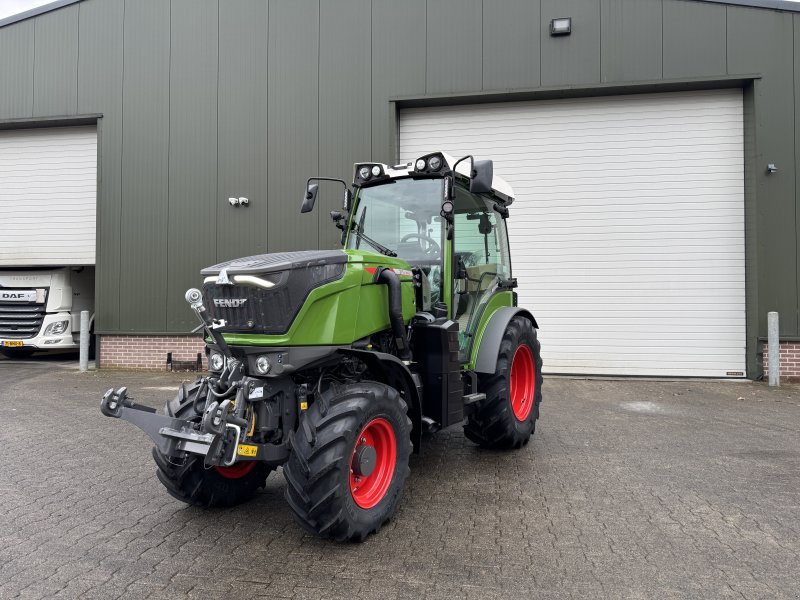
[550,17,571,36]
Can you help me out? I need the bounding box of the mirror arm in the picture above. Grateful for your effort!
[452,155,474,184]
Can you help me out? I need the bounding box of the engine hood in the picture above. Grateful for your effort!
[201,250,347,278]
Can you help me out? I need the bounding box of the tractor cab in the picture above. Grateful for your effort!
[339,153,516,362]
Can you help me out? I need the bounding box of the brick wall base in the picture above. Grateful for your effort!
[100,335,207,371]
[763,341,800,383]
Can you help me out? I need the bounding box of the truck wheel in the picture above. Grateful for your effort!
[152,381,271,508]
[465,316,543,450]
[283,381,412,542]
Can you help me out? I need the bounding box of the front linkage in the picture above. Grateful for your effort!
[101,288,294,471]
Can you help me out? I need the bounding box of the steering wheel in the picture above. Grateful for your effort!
[400,233,441,258]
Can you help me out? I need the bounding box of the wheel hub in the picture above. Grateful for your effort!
[352,444,377,477]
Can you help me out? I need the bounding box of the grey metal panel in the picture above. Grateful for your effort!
[426,0,483,95]
[216,0,269,263]
[118,0,170,332]
[370,0,426,163]
[0,0,84,29]
[796,14,800,340]
[32,4,78,116]
[166,0,219,333]
[267,0,319,252]
[541,0,601,87]
[318,0,371,250]
[78,0,124,332]
[482,0,541,91]
[0,20,34,119]
[729,6,797,335]
[601,0,662,82]
[663,0,727,78]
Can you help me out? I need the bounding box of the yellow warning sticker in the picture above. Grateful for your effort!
[300,401,308,411]
[237,444,258,457]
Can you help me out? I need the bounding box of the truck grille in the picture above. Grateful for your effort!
[0,303,46,339]
[203,262,345,335]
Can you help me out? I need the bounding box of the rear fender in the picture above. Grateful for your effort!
[473,307,538,375]
[338,348,422,452]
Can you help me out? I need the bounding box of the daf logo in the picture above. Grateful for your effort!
[1,292,24,299]
[213,298,248,308]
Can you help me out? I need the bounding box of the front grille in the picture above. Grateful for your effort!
[203,262,345,335]
[0,303,46,339]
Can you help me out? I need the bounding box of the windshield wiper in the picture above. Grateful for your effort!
[352,224,397,257]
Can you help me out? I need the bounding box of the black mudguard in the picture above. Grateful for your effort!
[474,307,538,375]
[338,348,423,452]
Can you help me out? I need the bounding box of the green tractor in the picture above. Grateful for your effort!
[101,152,542,541]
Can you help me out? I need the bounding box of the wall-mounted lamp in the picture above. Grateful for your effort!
[766,163,777,174]
[550,17,571,36]
[228,197,250,207]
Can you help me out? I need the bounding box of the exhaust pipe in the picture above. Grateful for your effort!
[375,268,411,361]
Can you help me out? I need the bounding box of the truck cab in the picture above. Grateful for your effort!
[0,266,94,356]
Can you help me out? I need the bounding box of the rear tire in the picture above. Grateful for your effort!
[152,380,271,508]
[465,316,543,449]
[283,381,412,542]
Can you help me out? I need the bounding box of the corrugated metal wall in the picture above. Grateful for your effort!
[0,0,797,359]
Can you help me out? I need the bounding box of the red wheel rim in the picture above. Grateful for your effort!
[350,418,397,509]
[215,461,257,479]
[510,344,535,421]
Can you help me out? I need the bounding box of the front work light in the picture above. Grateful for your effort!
[414,153,448,175]
[256,355,271,375]
[354,163,387,186]
[210,352,224,371]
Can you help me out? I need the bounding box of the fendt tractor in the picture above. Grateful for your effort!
[101,152,543,541]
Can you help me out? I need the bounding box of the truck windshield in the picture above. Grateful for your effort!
[347,178,444,267]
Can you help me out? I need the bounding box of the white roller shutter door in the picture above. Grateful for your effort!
[0,126,97,266]
[400,89,745,377]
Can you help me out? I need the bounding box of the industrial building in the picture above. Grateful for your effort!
[1,0,799,379]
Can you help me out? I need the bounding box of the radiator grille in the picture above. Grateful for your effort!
[203,262,345,335]
[0,301,47,339]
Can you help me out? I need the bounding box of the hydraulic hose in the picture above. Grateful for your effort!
[375,268,411,361]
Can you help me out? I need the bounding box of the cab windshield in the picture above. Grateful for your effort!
[347,178,444,266]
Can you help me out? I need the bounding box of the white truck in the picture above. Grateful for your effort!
[0,267,94,357]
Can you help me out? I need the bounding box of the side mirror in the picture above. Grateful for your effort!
[469,160,493,194]
[301,184,318,213]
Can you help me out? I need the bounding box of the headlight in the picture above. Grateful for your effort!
[358,166,371,180]
[255,355,271,375]
[209,352,224,371]
[415,158,426,171]
[43,320,69,336]
[428,155,442,171]
[370,165,381,177]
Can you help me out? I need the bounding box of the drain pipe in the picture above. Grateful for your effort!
[374,268,411,361]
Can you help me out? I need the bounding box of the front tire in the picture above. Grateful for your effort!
[283,381,412,542]
[152,380,271,508]
[465,316,543,449]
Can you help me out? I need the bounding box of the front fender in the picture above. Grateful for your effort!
[473,307,538,374]
[338,348,422,452]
